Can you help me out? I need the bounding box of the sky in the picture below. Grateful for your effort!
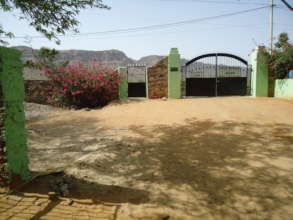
[1,0,293,61]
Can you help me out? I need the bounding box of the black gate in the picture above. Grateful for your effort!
[184,53,250,97]
[127,65,147,98]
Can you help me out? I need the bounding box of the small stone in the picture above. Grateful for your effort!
[48,192,57,199]
[7,195,22,201]
[162,97,167,101]
[245,201,259,213]
[35,200,42,206]
[59,183,69,196]
[66,199,74,206]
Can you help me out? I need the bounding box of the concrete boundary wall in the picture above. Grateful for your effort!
[0,47,30,180]
[274,79,293,97]
[168,48,182,98]
[118,67,128,99]
[250,46,269,97]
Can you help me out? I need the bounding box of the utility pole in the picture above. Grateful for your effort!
[269,0,293,52]
[269,0,274,53]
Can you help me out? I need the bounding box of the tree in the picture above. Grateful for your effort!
[0,0,109,44]
[0,0,109,185]
[269,33,293,79]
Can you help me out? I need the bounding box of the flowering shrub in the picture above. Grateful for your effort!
[262,33,293,79]
[44,62,121,108]
[26,48,122,108]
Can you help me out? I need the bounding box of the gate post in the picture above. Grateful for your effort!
[0,47,30,180]
[118,67,128,99]
[168,48,181,98]
[250,46,269,97]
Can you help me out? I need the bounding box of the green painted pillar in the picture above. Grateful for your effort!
[250,46,269,97]
[0,47,30,180]
[118,67,128,99]
[168,48,181,98]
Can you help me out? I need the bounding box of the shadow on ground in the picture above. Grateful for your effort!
[22,115,293,219]
[0,171,149,219]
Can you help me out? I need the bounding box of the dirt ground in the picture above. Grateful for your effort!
[1,97,293,219]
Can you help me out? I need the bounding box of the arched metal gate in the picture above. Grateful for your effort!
[184,53,250,97]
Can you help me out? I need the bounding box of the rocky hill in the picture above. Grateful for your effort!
[13,46,135,67]
[12,46,188,80]
[137,55,165,66]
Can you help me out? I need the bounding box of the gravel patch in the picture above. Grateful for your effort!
[24,102,56,120]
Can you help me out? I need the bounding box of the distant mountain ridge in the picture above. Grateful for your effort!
[12,46,169,67]
[12,46,188,80]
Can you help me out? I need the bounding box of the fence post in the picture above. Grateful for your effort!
[0,47,30,180]
[250,46,269,97]
[118,67,128,99]
[168,48,181,98]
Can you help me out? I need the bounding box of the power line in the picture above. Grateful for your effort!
[159,0,277,6]
[52,24,268,41]
[37,22,293,41]
[280,0,293,11]
[6,6,269,40]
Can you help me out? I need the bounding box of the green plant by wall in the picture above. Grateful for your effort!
[264,33,293,79]
[0,46,30,181]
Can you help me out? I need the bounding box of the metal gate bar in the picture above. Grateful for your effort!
[185,53,250,97]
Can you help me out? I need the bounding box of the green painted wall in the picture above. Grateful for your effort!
[118,67,128,99]
[168,48,181,98]
[250,46,269,97]
[275,79,293,97]
[0,47,30,180]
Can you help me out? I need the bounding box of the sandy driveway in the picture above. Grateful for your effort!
[25,97,293,220]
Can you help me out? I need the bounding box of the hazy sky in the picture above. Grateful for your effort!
[1,0,293,60]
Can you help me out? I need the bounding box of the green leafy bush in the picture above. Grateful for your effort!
[264,33,293,79]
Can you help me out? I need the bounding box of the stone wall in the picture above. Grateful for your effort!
[25,80,52,105]
[147,57,168,99]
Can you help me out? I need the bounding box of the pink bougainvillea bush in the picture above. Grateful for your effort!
[26,48,122,109]
[43,62,121,108]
